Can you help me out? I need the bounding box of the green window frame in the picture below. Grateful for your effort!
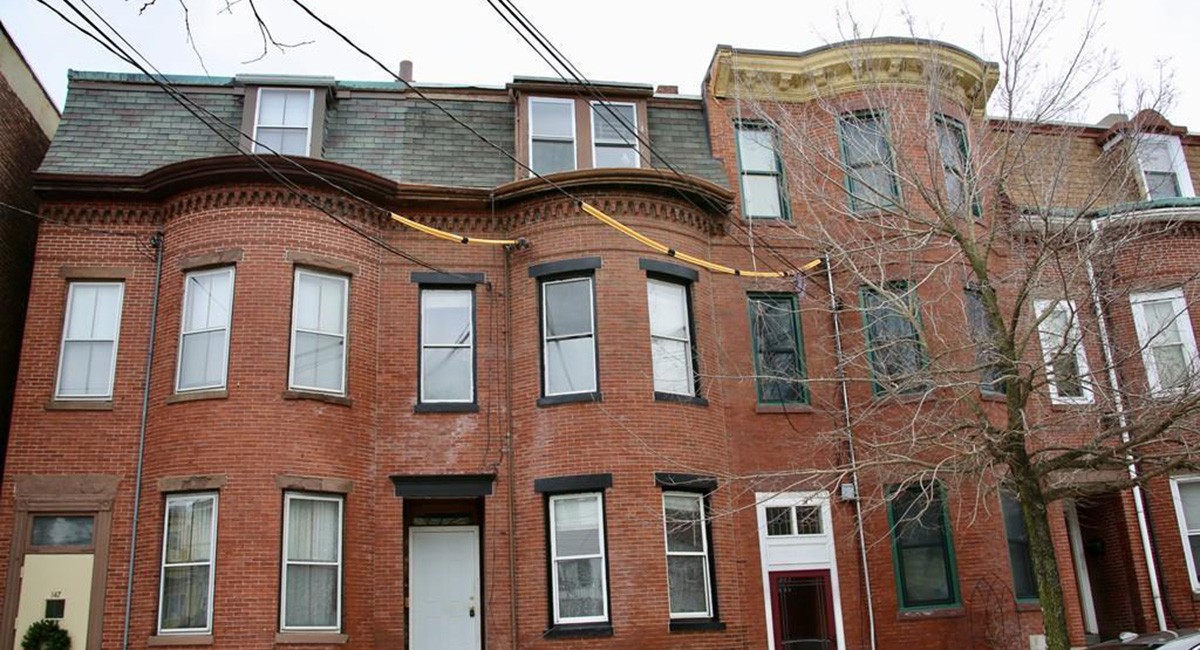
[964,287,1006,395]
[1000,490,1038,602]
[934,116,981,217]
[747,293,808,404]
[734,122,789,220]
[837,111,899,213]
[859,282,929,396]
[887,483,960,609]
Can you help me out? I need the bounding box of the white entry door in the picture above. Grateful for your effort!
[410,526,481,650]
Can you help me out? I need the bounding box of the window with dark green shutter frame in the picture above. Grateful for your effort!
[1001,490,1038,601]
[964,287,1006,395]
[860,282,929,395]
[748,294,808,404]
[888,484,960,609]
[838,111,899,212]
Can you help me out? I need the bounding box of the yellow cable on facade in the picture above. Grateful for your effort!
[390,213,520,246]
[579,202,821,278]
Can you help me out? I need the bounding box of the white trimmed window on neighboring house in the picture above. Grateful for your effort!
[1130,288,1199,395]
[1136,134,1195,200]
[281,492,343,631]
[1034,299,1093,404]
[253,88,314,156]
[176,267,235,392]
[158,493,218,634]
[56,281,124,400]
[1170,476,1200,593]
[289,268,349,395]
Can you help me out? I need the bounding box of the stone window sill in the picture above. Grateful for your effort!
[147,634,213,646]
[653,391,709,406]
[669,619,726,632]
[166,389,228,404]
[755,403,813,414]
[274,632,348,645]
[543,623,612,639]
[537,391,601,407]
[896,606,965,621]
[414,402,479,414]
[44,399,113,411]
[282,390,352,407]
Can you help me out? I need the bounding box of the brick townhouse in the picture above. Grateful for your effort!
[3,37,1200,650]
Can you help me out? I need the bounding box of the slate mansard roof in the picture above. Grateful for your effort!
[38,70,729,189]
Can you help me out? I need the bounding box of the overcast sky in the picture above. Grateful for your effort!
[3,0,1198,128]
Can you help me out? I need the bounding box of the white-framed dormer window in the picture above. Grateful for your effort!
[253,88,314,157]
[158,493,218,635]
[1136,133,1195,200]
[1034,299,1093,404]
[590,101,639,168]
[280,492,343,632]
[289,268,349,395]
[419,288,474,404]
[176,267,235,392]
[1130,288,1199,395]
[647,278,696,396]
[56,281,124,400]
[1169,475,1200,593]
[549,493,608,624]
[529,97,576,176]
[662,492,712,619]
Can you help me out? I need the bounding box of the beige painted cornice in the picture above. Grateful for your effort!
[708,39,999,115]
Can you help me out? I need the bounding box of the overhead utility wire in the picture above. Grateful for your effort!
[288,0,799,279]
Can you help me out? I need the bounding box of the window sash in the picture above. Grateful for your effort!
[964,288,1005,394]
[56,281,124,399]
[839,113,899,211]
[420,288,474,403]
[736,124,787,219]
[1034,300,1092,404]
[529,97,577,175]
[542,277,597,396]
[176,267,235,392]
[1136,134,1196,200]
[1000,491,1038,601]
[253,88,313,156]
[281,493,343,632]
[935,117,974,213]
[662,492,713,618]
[549,493,608,624]
[158,493,218,634]
[1170,477,1200,592]
[749,294,808,404]
[288,269,349,395]
[1130,289,1199,396]
[590,102,639,168]
[647,278,695,396]
[861,284,928,395]
[889,486,958,608]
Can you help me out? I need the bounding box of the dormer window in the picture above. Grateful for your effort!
[253,88,314,156]
[591,102,639,168]
[1137,134,1195,200]
[529,97,576,175]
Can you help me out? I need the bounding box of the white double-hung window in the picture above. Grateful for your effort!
[177,267,235,392]
[529,97,576,176]
[158,493,218,634]
[662,492,712,618]
[253,88,314,156]
[549,493,608,624]
[420,288,474,403]
[1130,288,1199,395]
[56,281,124,399]
[591,101,639,168]
[1034,299,1092,404]
[1170,476,1200,592]
[542,276,596,396]
[289,269,349,395]
[1136,134,1195,200]
[647,278,695,396]
[281,492,342,631]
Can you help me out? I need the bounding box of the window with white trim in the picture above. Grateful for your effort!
[662,492,712,618]
[1170,476,1200,593]
[529,97,576,175]
[591,101,639,168]
[1136,134,1195,200]
[542,276,597,396]
[177,267,235,392]
[549,493,608,624]
[158,493,218,634]
[1034,300,1092,404]
[289,269,348,395]
[647,278,696,396]
[56,281,124,399]
[281,492,342,631]
[420,288,474,403]
[1130,288,1199,395]
[253,88,314,156]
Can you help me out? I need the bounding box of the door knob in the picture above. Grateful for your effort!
[469,606,476,618]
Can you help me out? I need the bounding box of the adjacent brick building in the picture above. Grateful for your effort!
[3,37,1200,650]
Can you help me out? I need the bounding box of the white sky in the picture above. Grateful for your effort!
[2,0,1198,129]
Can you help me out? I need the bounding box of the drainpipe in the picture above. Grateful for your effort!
[122,231,164,650]
[1085,218,1167,631]
[503,237,519,650]
[824,257,877,650]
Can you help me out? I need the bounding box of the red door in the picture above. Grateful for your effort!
[770,570,837,650]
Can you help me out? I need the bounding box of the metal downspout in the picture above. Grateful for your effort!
[121,231,164,650]
[1085,218,1167,630]
[824,257,877,650]
[503,239,519,650]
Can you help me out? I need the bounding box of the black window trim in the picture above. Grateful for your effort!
[655,472,725,631]
[536,260,602,406]
[414,283,479,413]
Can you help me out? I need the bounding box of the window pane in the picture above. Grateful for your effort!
[667,555,709,614]
[531,141,575,175]
[166,497,214,563]
[737,127,777,172]
[161,565,210,630]
[254,127,285,154]
[422,348,471,401]
[179,330,227,390]
[544,280,592,338]
[280,91,309,126]
[1191,535,1200,583]
[1145,301,1184,344]
[1178,482,1200,530]
[647,281,688,339]
[851,165,896,208]
[900,546,952,604]
[841,116,887,165]
[742,175,783,218]
[295,273,345,335]
[59,341,114,396]
[547,337,596,395]
[651,338,692,395]
[422,290,472,346]
[1154,344,1189,389]
[765,506,793,536]
[936,122,966,172]
[1147,171,1181,199]
[554,496,600,557]
[593,104,635,142]
[292,332,344,391]
[67,284,120,340]
[795,506,823,535]
[285,565,337,627]
[258,90,286,125]
[594,144,638,168]
[31,516,94,546]
[664,494,703,553]
[530,100,573,138]
[279,129,309,156]
[184,272,232,332]
[1001,493,1037,599]
[287,499,339,563]
[556,558,604,619]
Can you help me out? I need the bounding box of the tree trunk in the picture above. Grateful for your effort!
[1013,465,1072,650]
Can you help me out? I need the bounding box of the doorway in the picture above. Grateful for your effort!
[407,500,483,650]
[770,570,837,650]
[12,515,96,649]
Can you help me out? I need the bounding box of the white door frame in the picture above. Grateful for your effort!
[1064,500,1099,636]
[408,525,481,650]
